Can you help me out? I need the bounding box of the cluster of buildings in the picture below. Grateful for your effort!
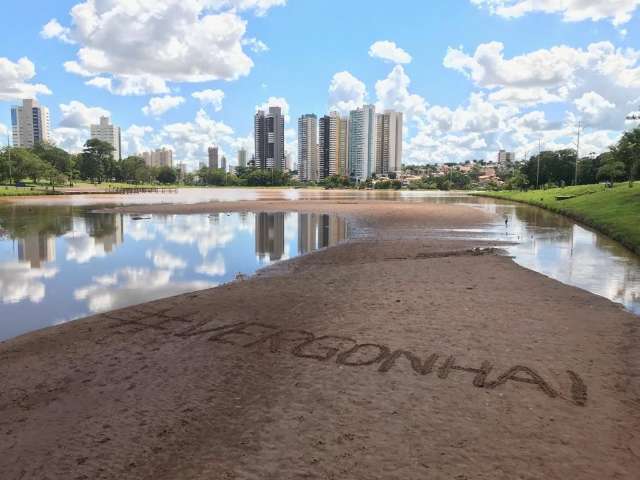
[297,106,403,182]
[7,98,514,183]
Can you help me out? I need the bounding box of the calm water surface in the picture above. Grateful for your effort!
[0,189,638,341]
[0,204,348,341]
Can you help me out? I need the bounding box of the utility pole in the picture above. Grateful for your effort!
[536,138,541,189]
[575,120,581,186]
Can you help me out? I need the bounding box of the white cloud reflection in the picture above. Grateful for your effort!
[74,267,214,314]
[0,261,58,304]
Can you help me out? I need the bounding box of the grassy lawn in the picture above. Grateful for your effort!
[0,185,56,197]
[474,183,640,255]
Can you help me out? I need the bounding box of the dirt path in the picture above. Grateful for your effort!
[1,199,639,480]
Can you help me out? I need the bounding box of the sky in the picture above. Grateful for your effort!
[1,0,640,171]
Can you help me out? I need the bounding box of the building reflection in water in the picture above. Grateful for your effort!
[255,212,285,261]
[86,214,124,254]
[18,233,56,268]
[298,213,347,254]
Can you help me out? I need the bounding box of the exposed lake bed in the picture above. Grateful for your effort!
[1,190,639,479]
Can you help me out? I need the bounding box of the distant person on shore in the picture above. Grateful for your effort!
[504,216,509,228]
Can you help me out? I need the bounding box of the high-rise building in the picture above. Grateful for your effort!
[208,146,219,169]
[255,106,285,170]
[141,148,173,168]
[319,112,349,179]
[348,105,377,181]
[177,162,188,179]
[221,155,227,172]
[90,116,122,160]
[298,114,319,182]
[11,99,51,148]
[237,148,247,168]
[375,110,403,175]
[498,150,515,165]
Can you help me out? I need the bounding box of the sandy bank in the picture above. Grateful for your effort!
[0,199,638,480]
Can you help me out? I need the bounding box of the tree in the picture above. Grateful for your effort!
[597,157,626,185]
[613,126,640,185]
[79,139,115,183]
[157,166,177,184]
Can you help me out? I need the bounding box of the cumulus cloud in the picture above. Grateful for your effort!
[196,254,226,277]
[0,123,7,136]
[443,41,640,130]
[0,261,58,304]
[192,89,225,111]
[47,1,261,95]
[40,18,74,43]
[369,41,412,64]
[142,95,186,116]
[84,74,170,96]
[256,96,291,122]
[375,65,427,123]
[122,125,154,156]
[328,71,367,114]
[470,0,640,26]
[145,249,186,270]
[0,57,52,101]
[59,100,110,128]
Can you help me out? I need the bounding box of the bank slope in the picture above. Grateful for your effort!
[474,183,640,255]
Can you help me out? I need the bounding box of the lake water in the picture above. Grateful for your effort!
[0,205,348,341]
[0,189,638,341]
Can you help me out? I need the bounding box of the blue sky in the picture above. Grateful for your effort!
[1,0,640,170]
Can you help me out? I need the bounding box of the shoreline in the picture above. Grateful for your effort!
[1,198,639,479]
[473,185,640,256]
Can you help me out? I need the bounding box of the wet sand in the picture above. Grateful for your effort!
[1,198,639,480]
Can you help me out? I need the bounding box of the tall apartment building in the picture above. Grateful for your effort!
[298,114,319,182]
[221,156,227,172]
[375,110,403,175]
[141,148,173,168]
[11,99,51,148]
[90,116,122,160]
[208,146,219,169]
[237,148,247,168]
[348,105,377,181]
[255,107,285,170]
[497,150,515,164]
[319,112,349,179]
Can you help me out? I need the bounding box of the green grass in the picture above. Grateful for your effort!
[0,185,57,197]
[474,183,640,255]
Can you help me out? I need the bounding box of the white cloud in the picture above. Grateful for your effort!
[122,125,154,156]
[328,71,367,114]
[192,89,225,111]
[574,91,616,126]
[375,65,427,123]
[0,123,7,136]
[40,19,74,43]
[59,100,110,128]
[50,127,89,153]
[443,41,640,130]
[369,41,412,64]
[142,95,186,116]
[48,1,259,95]
[256,96,291,122]
[85,75,170,96]
[207,0,286,16]
[0,57,52,101]
[471,0,640,26]
[242,38,270,53]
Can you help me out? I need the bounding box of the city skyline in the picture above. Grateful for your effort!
[1,1,640,172]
